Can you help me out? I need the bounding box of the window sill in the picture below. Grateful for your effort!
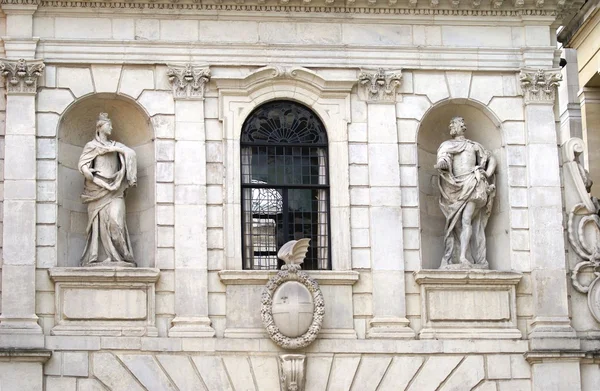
[218,269,359,286]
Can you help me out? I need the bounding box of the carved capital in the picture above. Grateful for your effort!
[279,354,306,391]
[519,68,562,104]
[358,68,402,103]
[166,63,210,100]
[0,58,44,94]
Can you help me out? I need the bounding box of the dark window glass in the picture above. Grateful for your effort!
[241,101,330,270]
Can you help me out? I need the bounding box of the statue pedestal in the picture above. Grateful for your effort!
[48,267,160,337]
[414,269,522,339]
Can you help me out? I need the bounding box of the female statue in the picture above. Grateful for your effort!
[78,113,137,266]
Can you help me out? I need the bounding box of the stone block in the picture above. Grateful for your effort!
[398,144,417,165]
[191,356,233,391]
[348,123,367,142]
[528,144,560,187]
[199,20,259,43]
[0,362,44,391]
[44,351,61,375]
[62,351,89,377]
[487,354,512,379]
[135,19,159,40]
[37,225,57,246]
[396,97,430,121]
[415,270,523,339]
[46,376,76,391]
[93,352,144,391]
[206,185,223,205]
[37,160,57,181]
[157,226,174,247]
[446,71,472,99]
[89,65,123,94]
[48,267,160,337]
[259,22,341,45]
[156,355,206,391]
[119,354,177,390]
[352,248,371,269]
[348,144,368,164]
[5,136,35,179]
[413,25,442,46]
[497,380,531,391]
[156,183,174,204]
[442,26,512,47]
[503,121,526,145]
[350,187,369,206]
[489,97,525,122]
[160,19,198,41]
[37,113,59,137]
[470,75,504,105]
[57,67,94,98]
[77,379,107,391]
[175,142,206,184]
[349,165,369,186]
[112,18,134,40]
[33,16,55,38]
[407,356,462,391]
[55,17,111,39]
[119,67,154,99]
[139,90,174,116]
[343,23,411,46]
[37,89,74,114]
[414,72,449,103]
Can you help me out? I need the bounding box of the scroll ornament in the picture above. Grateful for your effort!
[564,137,600,323]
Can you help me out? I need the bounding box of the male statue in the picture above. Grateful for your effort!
[78,113,137,267]
[435,117,496,269]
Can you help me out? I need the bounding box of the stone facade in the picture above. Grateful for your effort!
[0,0,598,390]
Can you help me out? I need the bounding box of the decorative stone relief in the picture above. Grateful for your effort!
[279,354,306,391]
[435,117,496,270]
[358,68,402,103]
[519,68,562,104]
[79,113,137,267]
[564,137,600,323]
[261,239,325,350]
[167,63,210,99]
[0,58,44,94]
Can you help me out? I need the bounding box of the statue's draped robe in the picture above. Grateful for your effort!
[78,137,137,265]
[437,139,495,267]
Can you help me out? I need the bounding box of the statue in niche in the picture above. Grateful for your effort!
[78,113,137,267]
[435,117,497,269]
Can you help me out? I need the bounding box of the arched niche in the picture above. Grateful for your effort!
[417,100,510,270]
[57,94,155,267]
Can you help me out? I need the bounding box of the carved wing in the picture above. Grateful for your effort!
[290,238,311,265]
[277,238,311,266]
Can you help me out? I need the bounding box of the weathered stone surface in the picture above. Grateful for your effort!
[92,352,144,391]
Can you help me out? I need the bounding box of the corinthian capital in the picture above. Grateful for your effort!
[519,68,562,104]
[358,68,402,103]
[0,58,44,94]
[167,63,210,100]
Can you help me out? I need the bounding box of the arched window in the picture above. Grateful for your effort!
[240,100,330,270]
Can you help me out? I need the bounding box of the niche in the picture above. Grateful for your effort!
[417,101,509,270]
[57,94,155,267]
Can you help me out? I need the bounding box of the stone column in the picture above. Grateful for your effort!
[520,68,578,349]
[0,58,45,347]
[167,64,215,337]
[358,69,414,339]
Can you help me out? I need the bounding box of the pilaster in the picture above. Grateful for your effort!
[358,69,414,339]
[0,58,45,347]
[520,68,578,349]
[167,64,215,337]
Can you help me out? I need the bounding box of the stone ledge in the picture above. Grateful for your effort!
[414,269,523,285]
[0,349,52,363]
[524,350,587,364]
[218,270,359,285]
[49,267,160,283]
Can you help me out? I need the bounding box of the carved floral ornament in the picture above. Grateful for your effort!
[519,68,562,104]
[0,58,44,94]
[166,63,210,99]
[358,68,402,103]
[261,239,325,350]
[564,137,600,323]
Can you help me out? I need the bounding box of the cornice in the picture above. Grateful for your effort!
[22,0,570,18]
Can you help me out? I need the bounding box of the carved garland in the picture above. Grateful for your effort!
[261,264,325,349]
[564,137,600,323]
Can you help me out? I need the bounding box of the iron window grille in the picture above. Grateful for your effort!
[240,100,331,270]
